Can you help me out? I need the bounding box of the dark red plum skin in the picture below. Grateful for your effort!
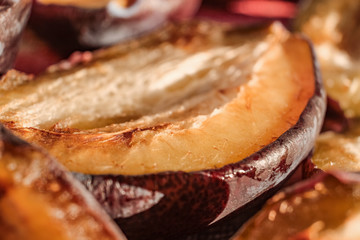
[74,37,326,240]
[0,0,32,75]
[179,155,314,240]
[321,96,350,133]
[14,28,63,75]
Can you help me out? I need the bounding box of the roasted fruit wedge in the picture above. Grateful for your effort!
[295,0,360,118]
[232,172,360,240]
[0,22,326,238]
[295,0,360,172]
[0,125,127,240]
[0,0,32,74]
[313,119,360,171]
[31,0,201,47]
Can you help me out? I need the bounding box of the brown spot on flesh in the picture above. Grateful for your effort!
[114,123,171,147]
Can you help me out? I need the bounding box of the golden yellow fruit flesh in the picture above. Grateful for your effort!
[313,119,360,171]
[0,22,315,175]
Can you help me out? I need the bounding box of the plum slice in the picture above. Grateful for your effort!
[0,125,126,240]
[231,172,360,240]
[295,0,360,172]
[294,0,360,118]
[0,21,326,238]
[0,22,322,175]
[31,0,201,47]
[313,119,360,171]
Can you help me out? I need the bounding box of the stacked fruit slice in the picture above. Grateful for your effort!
[295,0,360,118]
[232,172,360,240]
[0,125,127,240]
[30,0,201,47]
[0,20,326,238]
[295,0,360,173]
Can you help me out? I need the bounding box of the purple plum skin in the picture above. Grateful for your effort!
[0,0,32,74]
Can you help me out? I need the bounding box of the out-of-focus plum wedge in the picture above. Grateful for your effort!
[232,172,360,240]
[0,21,326,238]
[0,125,127,240]
[0,0,32,74]
[295,0,360,118]
[295,0,360,174]
[313,119,360,172]
[30,0,201,48]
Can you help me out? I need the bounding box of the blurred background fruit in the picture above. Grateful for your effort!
[232,172,360,240]
[14,0,300,75]
[295,0,360,118]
